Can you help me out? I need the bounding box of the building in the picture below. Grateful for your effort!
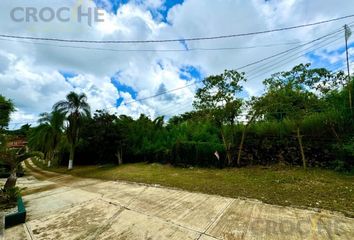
[6,137,28,149]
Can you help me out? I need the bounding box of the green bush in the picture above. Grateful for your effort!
[332,138,354,172]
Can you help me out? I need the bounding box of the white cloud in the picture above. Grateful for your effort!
[9,109,38,129]
[1,0,354,128]
[66,74,119,113]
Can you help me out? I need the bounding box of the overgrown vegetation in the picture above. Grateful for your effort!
[21,63,353,172]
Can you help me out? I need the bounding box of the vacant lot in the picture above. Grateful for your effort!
[30,160,354,217]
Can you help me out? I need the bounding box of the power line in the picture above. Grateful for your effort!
[122,83,198,105]
[0,38,303,52]
[246,35,344,80]
[118,27,345,107]
[3,26,350,119]
[244,21,354,75]
[157,39,350,117]
[0,15,353,44]
[6,54,346,128]
[6,26,352,127]
[237,28,344,70]
[7,37,346,127]
[3,32,336,124]
[11,26,338,120]
[245,34,342,75]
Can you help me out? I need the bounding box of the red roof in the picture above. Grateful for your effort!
[7,138,27,148]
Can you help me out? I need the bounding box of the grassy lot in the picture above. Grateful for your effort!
[30,160,354,217]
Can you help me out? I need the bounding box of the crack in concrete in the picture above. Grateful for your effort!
[195,199,235,240]
[126,186,148,209]
[24,223,35,240]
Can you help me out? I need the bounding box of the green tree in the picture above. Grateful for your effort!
[53,92,90,169]
[193,70,245,166]
[28,111,65,167]
[0,95,15,131]
[80,110,124,165]
[313,71,353,112]
[261,64,324,169]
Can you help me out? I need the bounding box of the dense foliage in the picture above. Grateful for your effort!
[21,64,354,171]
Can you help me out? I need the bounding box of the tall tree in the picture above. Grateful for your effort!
[53,92,90,169]
[0,95,15,131]
[193,70,245,166]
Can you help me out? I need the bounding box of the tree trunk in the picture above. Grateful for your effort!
[349,88,352,111]
[236,128,246,166]
[44,151,48,163]
[118,152,123,165]
[330,123,341,143]
[68,144,75,170]
[116,147,123,165]
[4,169,17,190]
[227,143,232,166]
[296,127,307,169]
[221,129,232,166]
[47,151,53,167]
[347,74,353,113]
[68,124,79,170]
[236,113,257,167]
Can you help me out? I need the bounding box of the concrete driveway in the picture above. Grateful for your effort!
[4,161,354,239]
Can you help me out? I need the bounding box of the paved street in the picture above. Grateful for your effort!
[4,161,354,239]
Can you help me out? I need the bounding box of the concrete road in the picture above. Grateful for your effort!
[4,161,354,239]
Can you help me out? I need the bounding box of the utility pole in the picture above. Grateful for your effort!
[344,24,352,111]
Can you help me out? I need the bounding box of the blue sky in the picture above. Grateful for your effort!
[2,0,354,128]
[94,0,184,22]
[58,41,354,109]
[112,65,202,107]
[179,65,202,81]
[60,71,78,80]
[111,73,138,106]
[94,0,128,14]
[306,42,354,71]
[158,0,184,21]
[61,64,203,108]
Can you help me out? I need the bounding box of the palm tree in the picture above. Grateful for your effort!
[29,111,65,167]
[53,92,90,169]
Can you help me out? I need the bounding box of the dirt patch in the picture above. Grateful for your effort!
[22,184,59,196]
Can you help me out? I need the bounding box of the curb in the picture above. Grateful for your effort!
[4,197,26,229]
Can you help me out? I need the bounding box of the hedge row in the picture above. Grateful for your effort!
[58,137,352,170]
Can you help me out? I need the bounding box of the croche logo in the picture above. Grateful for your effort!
[10,0,105,27]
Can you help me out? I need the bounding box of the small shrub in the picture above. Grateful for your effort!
[2,187,21,203]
